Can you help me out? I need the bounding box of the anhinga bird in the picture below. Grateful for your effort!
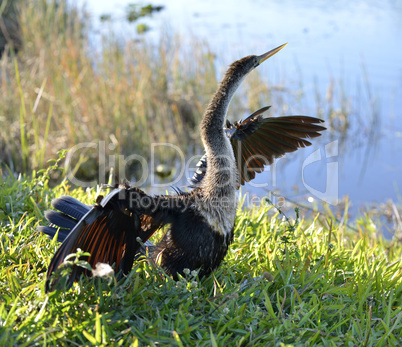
[40,43,326,292]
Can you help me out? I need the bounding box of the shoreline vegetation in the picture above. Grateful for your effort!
[1,1,402,344]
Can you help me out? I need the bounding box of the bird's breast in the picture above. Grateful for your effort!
[194,193,237,238]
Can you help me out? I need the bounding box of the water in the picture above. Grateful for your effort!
[77,0,402,224]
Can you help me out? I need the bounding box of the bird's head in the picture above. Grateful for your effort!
[226,43,288,80]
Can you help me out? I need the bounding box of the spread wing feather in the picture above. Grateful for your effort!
[190,107,325,186]
[38,196,92,243]
[230,113,325,184]
[44,189,164,292]
[44,210,77,230]
[52,196,91,220]
[39,226,70,243]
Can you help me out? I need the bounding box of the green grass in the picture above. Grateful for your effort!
[1,172,402,346]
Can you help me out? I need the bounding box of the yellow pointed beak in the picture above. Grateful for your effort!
[257,43,288,65]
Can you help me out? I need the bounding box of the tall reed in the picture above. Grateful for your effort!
[0,1,220,177]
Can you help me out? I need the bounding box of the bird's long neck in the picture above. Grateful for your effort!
[201,72,243,147]
[200,70,245,196]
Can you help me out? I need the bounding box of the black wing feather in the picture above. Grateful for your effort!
[44,189,162,292]
[230,111,325,184]
[44,210,78,230]
[39,196,92,243]
[38,226,70,243]
[52,196,91,221]
[190,107,326,186]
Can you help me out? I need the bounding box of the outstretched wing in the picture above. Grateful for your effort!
[230,111,326,184]
[190,106,326,186]
[44,189,163,292]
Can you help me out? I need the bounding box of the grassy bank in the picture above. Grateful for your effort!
[1,173,401,345]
